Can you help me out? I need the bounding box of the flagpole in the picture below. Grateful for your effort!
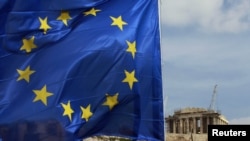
[158,0,167,140]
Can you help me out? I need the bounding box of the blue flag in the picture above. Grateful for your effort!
[0,0,164,140]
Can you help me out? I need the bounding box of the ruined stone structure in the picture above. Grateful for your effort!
[166,107,228,134]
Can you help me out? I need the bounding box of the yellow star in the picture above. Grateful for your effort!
[16,66,35,82]
[33,85,53,106]
[20,36,37,53]
[110,16,127,31]
[39,17,51,34]
[57,11,72,26]
[103,93,119,110]
[80,104,93,122]
[122,70,138,90]
[126,40,136,59]
[83,8,101,16]
[61,101,74,122]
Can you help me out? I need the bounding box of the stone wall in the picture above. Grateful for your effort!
[83,134,208,141]
[166,133,207,141]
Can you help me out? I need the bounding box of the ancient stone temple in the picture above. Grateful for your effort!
[166,107,228,134]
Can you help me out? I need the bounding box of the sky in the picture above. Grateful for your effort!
[160,0,250,124]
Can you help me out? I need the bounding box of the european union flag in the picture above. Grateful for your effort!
[0,0,164,140]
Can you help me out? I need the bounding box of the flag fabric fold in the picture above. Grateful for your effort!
[0,0,164,140]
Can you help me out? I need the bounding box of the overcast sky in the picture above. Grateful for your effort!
[160,0,250,124]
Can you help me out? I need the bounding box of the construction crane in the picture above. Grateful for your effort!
[208,84,217,112]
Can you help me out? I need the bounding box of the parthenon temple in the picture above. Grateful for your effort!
[166,107,228,134]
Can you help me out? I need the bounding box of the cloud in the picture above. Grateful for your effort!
[229,116,250,124]
[160,0,250,33]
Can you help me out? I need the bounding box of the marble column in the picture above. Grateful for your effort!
[193,117,196,134]
[173,120,176,133]
[200,117,203,134]
[180,119,183,134]
[186,118,189,133]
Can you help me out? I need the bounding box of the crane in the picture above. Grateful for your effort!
[208,84,217,112]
